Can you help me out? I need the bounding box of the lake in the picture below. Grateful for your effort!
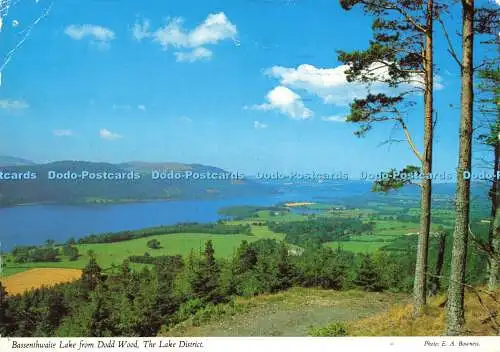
[0,181,375,250]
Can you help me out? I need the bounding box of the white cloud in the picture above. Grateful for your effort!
[322,115,346,123]
[12,20,19,28]
[132,19,151,41]
[265,63,444,107]
[99,128,122,140]
[254,120,268,129]
[188,12,238,47]
[153,17,188,48]
[136,12,237,62]
[174,47,212,62]
[265,64,378,106]
[65,24,115,48]
[0,99,29,110]
[250,86,313,120]
[53,129,73,137]
[433,75,445,90]
[137,104,146,111]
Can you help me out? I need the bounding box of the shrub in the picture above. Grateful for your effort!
[176,298,204,322]
[147,239,161,249]
[308,322,348,336]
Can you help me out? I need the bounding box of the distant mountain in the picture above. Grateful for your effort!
[0,155,34,167]
[118,161,193,172]
[0,160,273,206]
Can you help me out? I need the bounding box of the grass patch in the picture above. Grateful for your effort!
[346,287,500,336]
[325,241,389,253]
[2,224,286,276]
[348,235,396,242]
[162,287,406,337]
[0,267,30,277]
[255,210,308,222]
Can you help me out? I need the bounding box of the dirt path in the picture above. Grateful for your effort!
[165,288,408,336]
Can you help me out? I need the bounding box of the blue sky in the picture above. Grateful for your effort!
[0,0,496,177]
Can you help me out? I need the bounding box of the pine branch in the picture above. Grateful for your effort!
[425,272,499,334]
[469,225,494,258]
[437,16,462,69]
[396,117,424,161]
[380,3,427,33]
[470,287,499,333]
[378,138,406,146]
[386,46,426,61]
[426,272,499,301]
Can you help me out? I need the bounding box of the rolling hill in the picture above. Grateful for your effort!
[0,159,272,206]
[0,155,35,167]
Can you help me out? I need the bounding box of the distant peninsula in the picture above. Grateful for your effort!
[0,158,273,206]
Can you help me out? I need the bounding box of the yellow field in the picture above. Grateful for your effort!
[284,202,315,207]
[1,268,82,295]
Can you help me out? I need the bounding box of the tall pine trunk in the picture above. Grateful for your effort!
[413,0,434,314]
[432,231,447,294]
[446,0,474,336]
[488,141,499,291]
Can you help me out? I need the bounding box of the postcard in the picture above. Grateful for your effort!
[0,0,498,351]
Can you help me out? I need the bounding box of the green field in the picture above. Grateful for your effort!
[348,235,395,242]
[254,210,308,222]
[325,241,390,253]
[2,224,285,277]
[325,218,420,253]
[3,233,253,275]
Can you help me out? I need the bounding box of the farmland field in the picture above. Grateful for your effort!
[325,241,389,253]
[3,233,258,275]
[1,224,286,277]
[326,218,420,253]
[1,268,82,295]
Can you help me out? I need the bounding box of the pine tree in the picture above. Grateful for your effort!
[429,230,447,295]
[39,290,68,336]
[89,287,112,337]
[338,0,437,313]
[190,240,223,304]
[120,259,131,280]
[131,268,158,336]
[17,289,43,336]
[446,0,475,336]
[253,254,274,294]
[476,30,499,291]
[81,255,102,292]
[274,242,295,291]
[317,247,349,290]
[354,254,383,292]
[234,240,258,275]
[0,281,8,336]
[153,261,179,327]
